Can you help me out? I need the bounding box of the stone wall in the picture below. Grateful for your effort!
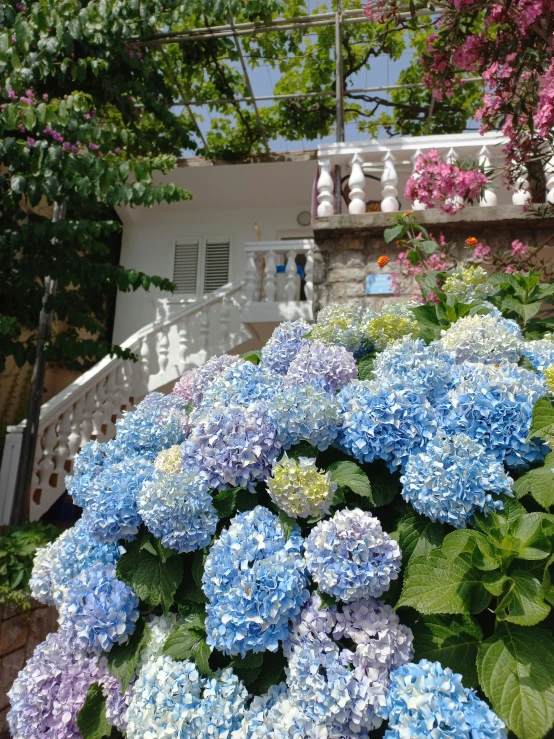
[312,205,554,313]
[0,599,58,737]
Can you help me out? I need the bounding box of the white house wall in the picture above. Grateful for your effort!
[113,157,317,344]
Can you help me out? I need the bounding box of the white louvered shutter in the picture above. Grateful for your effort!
[173,242,199,294]
[203,240,230,293]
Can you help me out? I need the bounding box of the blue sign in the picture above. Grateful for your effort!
[366,273,395,295]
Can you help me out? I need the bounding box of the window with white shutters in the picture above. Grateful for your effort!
[203,240,230,293]
[173,241,200,294]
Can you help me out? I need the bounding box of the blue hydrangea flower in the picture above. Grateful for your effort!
[523,337,554,371]
[114,392,188,460]
[203,507,309,656]
[183,405,281,491]
[233,683,288,738]
[285,594,413,733]
[304,509,402,601]
[126,655,248,739]
[373,338,454,403]
[7,632,115,739]
[438,313,522,365]
[438,362,547,470]
[378,660,506,739]
[401,433,514,527]
[29,519,122,607]
[262,320,311,374]
[66,439,127,508]
[266,381,342,450]
[287,341,357,393]
[58,563,139,654]
[125,656,204,738]
[339,380,437,470]
[137,467,218,553]
[81,457,154,543]
[189,354,243,404]
[200,361,284,410]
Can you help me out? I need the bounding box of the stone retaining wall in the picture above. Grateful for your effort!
[312,205,554,313]
[0,599,58,737]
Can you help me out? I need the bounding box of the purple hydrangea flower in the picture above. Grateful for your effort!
[286,341,357,393]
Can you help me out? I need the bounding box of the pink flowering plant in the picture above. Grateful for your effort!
[366,0,554,194]
[384,212,554,314]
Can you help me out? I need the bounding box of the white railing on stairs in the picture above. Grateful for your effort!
[316,131,550,216]
[0,281,251,524]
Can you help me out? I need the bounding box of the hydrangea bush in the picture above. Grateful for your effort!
[10,289,554,739]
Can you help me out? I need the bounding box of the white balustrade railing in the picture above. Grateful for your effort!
[0,282,251,523]
[316,131,547,217]
[243,240,314,305]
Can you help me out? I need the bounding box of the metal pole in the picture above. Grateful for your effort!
[11,201,66,525]
[335,0,344,213]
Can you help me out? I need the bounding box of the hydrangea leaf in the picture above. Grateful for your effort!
[212,487,239,518]
[77,683,111,739]
[107,617,150,692]
[477,623,554,739]
[162,617,213,677]
[278,510,297,541]
[515,454,554,510]
[192,550,206,590]
[328,461,372,499]
[409,614,483,688]
[287,441,319,460]
[317,590,338,609]
[250,650,287,696]
[241,349,262,364]
[117,536,184,613]
[230,652,264,686]
[398,550,492,614]
[356,353,376,381]
[527,398,554,443]
[495,572,551,626]
[392,510,445,565]
[441,530,501,571]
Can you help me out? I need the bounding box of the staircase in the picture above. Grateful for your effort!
[0,282,253,523]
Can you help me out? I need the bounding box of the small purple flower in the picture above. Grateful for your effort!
[26,137,35,147]
[20,96,33,104]
[89,142,100,150]
[62,141,71,151]
[44,126,53,135]
[8,88,17,99]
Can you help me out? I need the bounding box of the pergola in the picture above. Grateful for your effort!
[132,4,480,154]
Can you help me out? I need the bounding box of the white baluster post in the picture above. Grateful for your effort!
[104,370,118,425]
[139,337,151,395]
[67,399,84,461]
[380,151,399,212]
[53,408,72,479]
[199,308,210,354]
[219,296,231,354]
[263,250,277,302]
[177,316,189,374]
[244,252,259,303]
[304,248,314,304]
[91,379,106,439]
[157,329,170,374]
[348,152,366,215]
[36,422,57,493]
[478,146,497,206]
[80,388,96,447]
[317,157,335,217]
[410,148,427,210]
[512,167,531,205]
[113,364,126,417]
[285,250,298,301]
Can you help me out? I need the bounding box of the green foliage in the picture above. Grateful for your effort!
[488,273,554,335]
[391,509,446,566]
[477,624,554,739]
[1,1,193,372]
[0,521,59,593]
[163,614,213,676]
[327,460,373,501]
[77,683,113,739]
[515,452,554,510]
[528,398,554,444]
[397,496,554,737]
[116,529,184,613]
[107,617,150,692]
